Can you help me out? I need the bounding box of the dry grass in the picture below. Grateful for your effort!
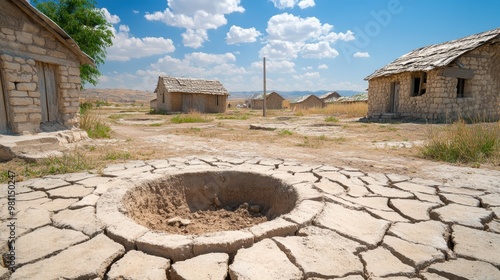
[171,111,213,123]
[294,102,368,118]
[422,120,500,166]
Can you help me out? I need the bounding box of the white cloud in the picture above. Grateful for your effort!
[266,13,331,42]
[259,40,303,60]
[321,30,355,43]
[101,8,120,24]
[251,59,295,73]
[145,0,244,48]
[318,64,328,69]
[226,25,262,44]
[133,10,140,14]
[353,52,370,58]
[301,42,339,58]
[181,29,208,48]
[292,71,320,80]
[184,52,236,66]
[298,0,315,9]
[107,24,176,61]
[271,0,315,9]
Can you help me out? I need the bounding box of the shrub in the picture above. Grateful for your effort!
[421,120,500,164]
[171,112,213,123]
[278,129,293,136]
[80,110,112,138]
[325,116,339,123]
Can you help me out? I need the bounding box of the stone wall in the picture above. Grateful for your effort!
[368,43,500,121]
[0,1,82,134]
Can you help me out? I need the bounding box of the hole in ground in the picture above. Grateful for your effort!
[123,171,297,235]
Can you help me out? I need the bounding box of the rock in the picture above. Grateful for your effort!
[274,230,364,278]
[386,173,411,183]
[487,220,500,233]
[192,230,254,256]
[76,176,115,188]
[136,232,194,262]
[382,235,445,268]
[52,206,105,237]
[281,199,324,226]
[426,258,500,279]
[388,221,449,251]
[38,198,78,212]
[313,179,345,195]
[365,184,414,198]
[438,186,484,196]
[479,193,500,207]
[107,250,170,280]
[16,207,51,234]
[0,266,9,280]
[29,178,70,191]
[365,208,409,222]
[341,196,392,211]
[249,204,261,213]
[229,239,302,280]
[390,199,438,221]
[430,203,493,228]
[11,234,124,280]
[361,247,414,277]
[16,226,89,266]
[15,197,51,213]
[452,224,500,266]
[46,184,94,199]
[69,193,100,209]
[249,218,299,242]
[413,192,444,205]
[394,181,436,194]
[315,202,390,247]
[438,193,479,206]
[171,253,228,280]
[168,216,182,225]
[17,191,47,201]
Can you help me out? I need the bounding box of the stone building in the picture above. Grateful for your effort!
[289,95,323,110]
[154,76,229,114]
[0,0,93,134]
[365,28,500,121]
[249,91,285,109]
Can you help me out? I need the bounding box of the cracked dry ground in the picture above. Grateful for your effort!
[1,156,499,280]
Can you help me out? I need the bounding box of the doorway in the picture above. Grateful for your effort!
[36,62,59,123]
[389,82,400,113]
[0,68,9,133]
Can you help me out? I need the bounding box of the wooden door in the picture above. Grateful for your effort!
[389,82,400,113]
[36,62,59,122]
[182,94,204,113]
[0,69,9,133]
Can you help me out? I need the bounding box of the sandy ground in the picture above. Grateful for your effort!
[89,106,500,192]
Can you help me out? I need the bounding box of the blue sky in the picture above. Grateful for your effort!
[90,0,500,93]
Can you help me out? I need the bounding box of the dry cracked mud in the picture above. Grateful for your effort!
[1,156,499,280]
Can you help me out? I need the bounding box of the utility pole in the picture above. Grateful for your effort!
[263,57,267,117]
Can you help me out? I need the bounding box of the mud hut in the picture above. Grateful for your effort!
[289,95,323,110]
[249,91,285,109]
[319,91,341,102]
[365,28,500,121]
[154,76,229,114]
[0,0,94,134]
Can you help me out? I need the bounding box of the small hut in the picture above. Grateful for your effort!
[0,0,94,134]
[289,95,323,110]
[319,91,341,102]
[249,91,285,109]
[365,28,500,121]
[154,76,229,113]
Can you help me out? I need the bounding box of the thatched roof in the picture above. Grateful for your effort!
[290,94,321,104]
[250,91,283,100]
[325,92,368,103]
[157,76,229,96]
[365,27,500,80]
[10,0,94,65]
[319,91,341,100]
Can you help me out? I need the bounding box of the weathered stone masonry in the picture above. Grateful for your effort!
[0,0,91,134]
[367,29,500,121]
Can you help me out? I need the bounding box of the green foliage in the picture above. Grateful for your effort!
[422,120,500,164]
[80,110,111,138]
[79,101,93,114]
[34,0,113,86]
[325,116,339,123]
[278,129,293,136]
[216,114,250,120]
[102,150,131,161]
[171,114,212,124]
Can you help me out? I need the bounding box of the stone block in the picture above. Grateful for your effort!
[136,232,194,262]
[107,250,170,280]
[16,82,36,91]
[4,61,20,71]
[192,230,254,256]
[171,253,228,280]
[27,45,46,55]
[249,218,299,242]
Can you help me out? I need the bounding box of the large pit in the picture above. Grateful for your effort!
[123,171,298,235]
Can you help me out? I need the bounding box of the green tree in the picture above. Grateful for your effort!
[34,0,113,86]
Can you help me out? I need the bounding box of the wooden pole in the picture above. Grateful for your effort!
[263,57,267,117]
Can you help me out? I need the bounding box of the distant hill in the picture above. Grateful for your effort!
[82,88,154,103]
[229,90,363,99]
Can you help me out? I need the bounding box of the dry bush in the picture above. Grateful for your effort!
[294,102,368,118]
